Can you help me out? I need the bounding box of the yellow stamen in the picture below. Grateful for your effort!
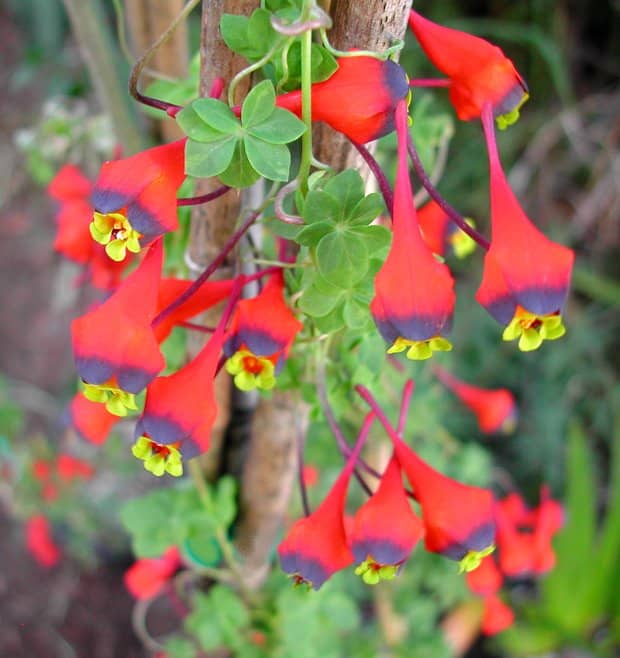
[225,348,277,391]
[354,557,399,585]
[82,381,138,416]
[387,336,452,361]
[496,92,530,130]
[502,307,566,352]
[458,544,495,574]
[90,211,142,262]
[131,436,183,477]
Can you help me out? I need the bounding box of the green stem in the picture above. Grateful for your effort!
[62,0,144,153]
[187,460,258,605]
[297,1,314,195]
[227,39,283,107]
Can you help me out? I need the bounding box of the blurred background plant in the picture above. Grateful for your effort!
[0,0,618,657]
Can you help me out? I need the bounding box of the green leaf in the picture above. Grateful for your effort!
[241,80,276,127]
[316,231,368,288]
[220,14,254,58]
[182,529,220,568]
[176,105,224,142]
[299,282,342,317]
[347,192,384,226]
[218,141,261,188]
[186,587,249,652]
[191,98,241,134]
[323,169,366,218]
[248,107,306,144]
[303,190,340,225]
[343,297,370,329]
[244,136,290,181]
[351,224,392,255]
[314,305,346,333]
[296,221,333,247]
[248,8,279,57]
[185,136,238,178]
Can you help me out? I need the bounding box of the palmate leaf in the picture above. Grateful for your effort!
[192,98,241,134]
[241,79,276,128]
[218,141,261,188]
[316,231,368,288]
[184,136,238,178]
[248,107,306,144]
[244,135,291,181]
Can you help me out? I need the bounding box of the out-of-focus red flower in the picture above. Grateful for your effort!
[481,594,515,635]
[275,56,409,143]
[302,465,319,488]
[56,454,95,481]
[408,10,529,128]
[47,163,133,290]
[124,546,181,600]
[417,200,476,259]
[25,515,61,568]
[466,554,503,596]
[371,101,455,361]
[67,392,122,445]
[72,240,165,412]
[434,366,517,434]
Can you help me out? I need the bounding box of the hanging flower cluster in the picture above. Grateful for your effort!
[49,4,573,645]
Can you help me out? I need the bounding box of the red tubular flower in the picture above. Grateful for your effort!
[90,140,186,260]
[408,10,529,128]
[72,240,165,408]
[224,271,302,391]
[25,515,61,568]
[391,435,495,571]
[48,164,133,290]
[417,200,476,259]
[350,454,424,584]
[132,321,226,477]
[278,414,374,589]
[275,56,409,143]
[476,107,574,351]
[434,366,517,434]
[465,554,504,596]
[481,594,515,635]
[124,546,182,600]
[154,277,235,342]
[67,392,122,445]
[370,101,455,360]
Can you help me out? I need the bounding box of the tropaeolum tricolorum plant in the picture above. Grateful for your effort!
[50,0,574,651]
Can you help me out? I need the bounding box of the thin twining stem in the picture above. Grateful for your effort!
[351,141,394,214]
[129,0,200,115]
[177,185,231,206]
[152,210,260,328]
[407,132,490,250]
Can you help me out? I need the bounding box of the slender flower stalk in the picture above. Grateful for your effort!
[152,210,260,329]
[177,186,231,206]
[351,141,394,213]
[407,133,490,250]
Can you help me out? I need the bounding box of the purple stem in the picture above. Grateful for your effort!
[177,185,231,206]
[152,210,260,328]
[406,132,490,251]
[351,141,394,214]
